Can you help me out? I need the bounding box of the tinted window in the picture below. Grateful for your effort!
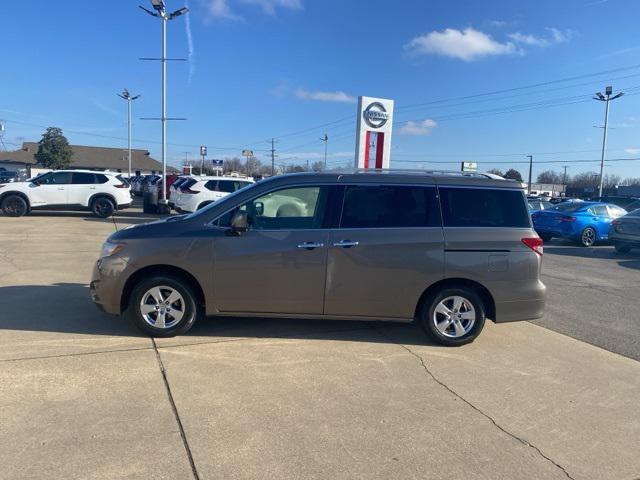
[71,172,96,184]
[181,179,197,191]
[204,180,217,191]
[552,202,585,212]
[116,174,129,186]
[608,206,626,218]
[217,186,327,230]
[95,174,109,184]
[439,187,529,228]
[217,180,239,193]
[38,172,72,185]
[589,205,609,216]
[340,185,439,228]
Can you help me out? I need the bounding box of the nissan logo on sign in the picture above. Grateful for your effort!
[363,102,390,129]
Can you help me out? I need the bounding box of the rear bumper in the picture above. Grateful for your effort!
[493,279,546,323]
[609,230,640,246]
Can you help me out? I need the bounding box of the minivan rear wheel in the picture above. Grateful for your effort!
[125,275,200,337]
[419,288,485,346]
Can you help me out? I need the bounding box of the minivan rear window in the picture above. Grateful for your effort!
[340,185,440,228]
[439,187,530,228]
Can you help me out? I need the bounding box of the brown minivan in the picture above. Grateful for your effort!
[91,170,546,346]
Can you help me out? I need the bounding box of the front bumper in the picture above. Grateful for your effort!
[90,255,132,315]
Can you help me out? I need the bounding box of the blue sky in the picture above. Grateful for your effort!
[2,0,640,179]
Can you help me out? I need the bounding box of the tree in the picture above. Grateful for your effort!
[310,161,325,172]
[504,169,523,181]
[35,127,73,169]
[537,170,564,184]
[569,171,599,188]
[486,168,503,176]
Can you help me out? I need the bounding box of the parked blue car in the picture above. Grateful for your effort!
[531,201,627,247]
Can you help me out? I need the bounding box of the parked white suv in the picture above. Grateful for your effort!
[173,176,254,213]
[0,170,132,218]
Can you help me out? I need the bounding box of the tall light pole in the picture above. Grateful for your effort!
[140,0,189,205]
[117,89,141,179]
[320,133,328,170]
[527,155,533,194]
[593,86,623,197]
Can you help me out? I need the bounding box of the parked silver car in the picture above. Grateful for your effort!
[610,208,640,253]
[90,170,546,346]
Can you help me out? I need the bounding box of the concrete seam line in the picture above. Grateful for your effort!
[0,345,154,363]
[151,337,201,480]
[370,325,576,480]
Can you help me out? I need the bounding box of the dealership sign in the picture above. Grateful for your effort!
[363,102,390,129]
[355,96,395,170]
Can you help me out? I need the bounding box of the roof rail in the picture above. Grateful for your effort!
[336,167,510,180]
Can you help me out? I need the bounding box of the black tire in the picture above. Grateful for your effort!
[125,275,200,337]
[91,197,115,218]
[1,194,28,217]
[579,227,597,247]
[539,234,553,242]
[614,242,632,253]
[419,287,486,346]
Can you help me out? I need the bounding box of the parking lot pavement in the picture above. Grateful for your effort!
[535,240,640,361]
[1,210,640,479]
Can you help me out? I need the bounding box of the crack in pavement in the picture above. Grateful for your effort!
[371,326,576,480]
[151,338,201,480]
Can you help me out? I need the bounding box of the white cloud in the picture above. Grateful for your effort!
[205,0,240,20]
[405,28,519,61]
[398,119,437,136]
[204,0,301,20]
[295,88,356,103]
[508,28,574,47]
[240,0,302,15]
[624,148,640,155]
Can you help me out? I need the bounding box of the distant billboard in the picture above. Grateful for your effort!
[461,162,477,172]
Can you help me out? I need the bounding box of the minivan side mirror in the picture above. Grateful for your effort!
[228,210,249,235]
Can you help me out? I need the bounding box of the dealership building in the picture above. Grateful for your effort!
[0,142,176,178]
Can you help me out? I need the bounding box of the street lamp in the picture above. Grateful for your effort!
[593,85,623,197]
[320,133,328,170]
[117,89,141,179]
[139,0,189,206]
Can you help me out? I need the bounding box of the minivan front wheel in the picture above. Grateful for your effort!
[125,276,200,337]
[420,288,485,346]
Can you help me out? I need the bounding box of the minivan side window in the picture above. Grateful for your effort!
[439,187,530,228]
[340,185,440,228]
[217,186,327,230]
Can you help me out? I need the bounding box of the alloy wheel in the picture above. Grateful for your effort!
[433,296,476,338]
[139,286,185,329]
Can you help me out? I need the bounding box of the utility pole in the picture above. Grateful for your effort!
[320,133,328,170]
[593,86,624,197]
[270,138,277,176]
[527,155,533,194]
[562,165,569,194]
[117,89,140,178]
[139,0,189,207]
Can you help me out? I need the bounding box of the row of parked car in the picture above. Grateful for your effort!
[527,195,640,250]
[127,173,255,213]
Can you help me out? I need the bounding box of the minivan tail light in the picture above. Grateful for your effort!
[522,237,543,256]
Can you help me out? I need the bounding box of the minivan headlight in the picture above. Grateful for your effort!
[99,241,126,259]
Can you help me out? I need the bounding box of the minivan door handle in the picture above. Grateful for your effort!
[297,242,324,250]
[333,240,359,248]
